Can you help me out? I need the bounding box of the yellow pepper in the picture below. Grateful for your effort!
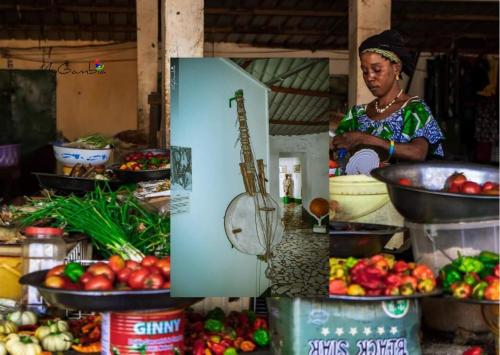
[347,284,366,296]
[330,265,346,280]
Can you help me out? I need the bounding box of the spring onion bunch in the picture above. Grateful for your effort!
[18,185,169,261]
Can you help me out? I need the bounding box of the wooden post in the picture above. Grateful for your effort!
[136,0,159,136]
[161,0,204,148]
[348,0,391,106]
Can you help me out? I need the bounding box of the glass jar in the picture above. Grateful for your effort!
[21,227,66,310]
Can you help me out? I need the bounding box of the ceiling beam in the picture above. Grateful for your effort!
[0,25,137,33]
[0,4,135,13]
[205,8,345,17]
[240,59,253,69]
[269,119,328,126]
[205,26,335,37]
[397,14,498,21]
[265,59,324,86]
[270,86,330,98]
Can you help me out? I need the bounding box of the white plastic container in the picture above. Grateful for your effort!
[406,219,500,274]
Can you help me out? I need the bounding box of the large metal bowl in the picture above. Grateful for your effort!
[371,162,499,223]
[20,270,200,312]
[330,222,406,258]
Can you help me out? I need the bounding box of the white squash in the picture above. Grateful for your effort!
[40,331,73,352]
[35,319,69,340]
[5,334,41,355]
[6,311,38,326]
[0,342,6,355]
[0,321,17,336]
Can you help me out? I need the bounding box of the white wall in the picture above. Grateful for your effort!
[171,58,270,297]
[270,133,329,213]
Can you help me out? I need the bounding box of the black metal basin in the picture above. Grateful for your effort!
[20,270,200,312]
[372,162,499,223]
[329,221,406,258]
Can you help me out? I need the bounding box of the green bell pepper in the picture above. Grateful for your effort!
[463,272,480,286]
[205,319,224,333]
[457,256,484,274]
[206,307,226,322]
[478,265,494,279]
[439,265,462,291]
[472,281,488,300]
[253,328,270,347]
[478,251,499,265]
[345,257,359,269]
[223,348,238,355]
[63,262,85,283]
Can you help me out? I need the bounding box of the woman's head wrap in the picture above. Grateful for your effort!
[359,30,415,77]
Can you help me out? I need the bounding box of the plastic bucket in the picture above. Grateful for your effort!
[267,298,422,355]
[330,175,403,225]
[101,308,185,354]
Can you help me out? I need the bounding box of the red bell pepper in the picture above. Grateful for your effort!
[208,341,226,355]
[193,340,206,355]
[401,275,418,289]
[384,285,400,296]
[393,260,409,274]
[385,274,403,287]
[412,264,434,280]
[329,279,347,295]
[463,346,484,355]
[253,317,268,330]
[452,282,472,299]
[484,280,499,301]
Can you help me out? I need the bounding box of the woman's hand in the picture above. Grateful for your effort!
[331,132,371,151]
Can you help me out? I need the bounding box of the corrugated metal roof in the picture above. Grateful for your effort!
[233,58,330,136]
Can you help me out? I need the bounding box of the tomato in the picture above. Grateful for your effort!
[84,275,113,291]
[448,185,460,193]
[127,268,150,289]
[79,272,93,284]
[445,172,467,191]
[45,275,67,289]
[87,263,115,282]
[125,260,141,271]
[482,181,498,192]
[47,265,66,278]
[141,256,159,267]
[398,178,412,186]
[117,268,132,283]
[156,257,171,278]
[143,273,164,289]
[460,181,481,195]
[148,265,162,275]
[482,188,500,196]
[108,255,125,274]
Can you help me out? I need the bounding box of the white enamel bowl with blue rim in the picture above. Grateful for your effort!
[53,144,112,166]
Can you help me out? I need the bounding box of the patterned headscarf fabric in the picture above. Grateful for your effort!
[359,30,416,77]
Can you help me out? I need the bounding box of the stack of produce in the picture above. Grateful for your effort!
[18,185,169,260]
[329,254,437,296]
[185,307,270,355]
[0,310,100,354]
[44,255,170,291]
[439,251,499,301]
[119,151,169,171]
[397,172,499,196]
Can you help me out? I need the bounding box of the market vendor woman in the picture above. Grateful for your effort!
[332,30,444,161]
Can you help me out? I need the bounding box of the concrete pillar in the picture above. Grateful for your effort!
[136,0,159,135]
[161,0,204,148]
[348,0,391,106]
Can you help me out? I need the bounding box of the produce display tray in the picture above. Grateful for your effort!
[328,289,442,302]
[110,164,171,183]
[329,221,406,258]
[33,172,124,194]
[371,162,499,223]
[20,270,201,312]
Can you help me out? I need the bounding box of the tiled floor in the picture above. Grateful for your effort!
[270,203,329,297]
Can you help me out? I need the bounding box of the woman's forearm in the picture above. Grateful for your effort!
[364,135,428,161]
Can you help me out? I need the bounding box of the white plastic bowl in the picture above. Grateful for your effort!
[53,145,112,167]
